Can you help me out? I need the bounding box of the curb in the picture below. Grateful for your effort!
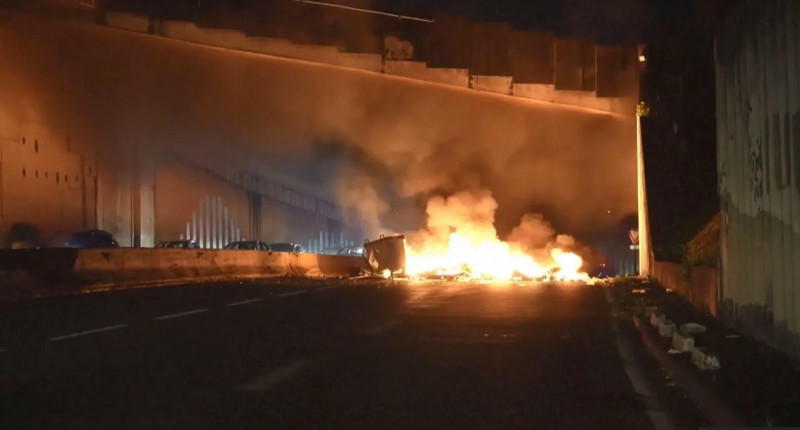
[632,314,744,426]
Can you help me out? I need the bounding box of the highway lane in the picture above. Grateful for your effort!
[0,280,663,429]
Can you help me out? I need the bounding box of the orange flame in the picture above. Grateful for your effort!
[403,191,588,282]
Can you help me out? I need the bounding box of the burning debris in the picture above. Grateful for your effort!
[401,190,589,282]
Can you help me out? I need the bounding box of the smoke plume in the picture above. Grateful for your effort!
[0,13,638,248]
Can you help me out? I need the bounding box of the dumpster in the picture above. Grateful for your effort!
[363,234,406,276]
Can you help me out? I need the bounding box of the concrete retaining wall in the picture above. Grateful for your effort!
[651,260,718,316]
[716,0,800,357]
[102,12,635,111]
[160,20,381,73]
[690,266,718,316]
[652,261,689,296]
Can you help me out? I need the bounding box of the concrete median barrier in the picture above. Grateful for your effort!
[105,12,150,33]
[0,248,371,301]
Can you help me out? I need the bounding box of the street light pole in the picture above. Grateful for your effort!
[636,102,651,276]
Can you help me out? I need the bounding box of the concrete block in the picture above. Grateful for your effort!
[471,75,513,95]
[162,21,205,43]
[425,68,470,88]
[671,332,695,352]
[658,320,677,338]
[336,53,382,73]
[247,37,297,58]
[512,84,630,114]
[513,83,557,102]
[385,61,429,80]
[679,322,707,335]
[290,44,340,65]
[691,347,721,370]
[202,29,249,50]
[105,12,150,34]
[649,311,665,327]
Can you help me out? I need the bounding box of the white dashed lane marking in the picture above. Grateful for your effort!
[278,290,308,297]
[238,360,310,391]
[226,298,264,307]
[48,324,128,341]
[153,308,208,321]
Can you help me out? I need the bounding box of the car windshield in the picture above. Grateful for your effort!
[269,243,295,252]
[230,241,258,250]
[339,246,365,256]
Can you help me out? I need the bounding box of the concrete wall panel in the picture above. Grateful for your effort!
[154,160,250,248]
[427,14,471,69]
[510,31,555,84]
[596,45,623,97]
[0,122,86,246]
[471,75,512,95]
[716,0,800,356]
[554,38,585,91]
[470,22,512,76]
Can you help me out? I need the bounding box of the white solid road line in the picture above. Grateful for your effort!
[238,360,309,391]
[49,324,128,341]
[363,319,401,337]
[226,298,264,307]
[278,290,308,297]
[153,308,209,320]
[604,287,675,430]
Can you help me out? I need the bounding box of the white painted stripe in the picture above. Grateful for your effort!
[153,308,208,320]
[226,298,264,307]
[49,324,128,341]
[364,319,400,337]
[278,290,308,297]
[238,360,309,391]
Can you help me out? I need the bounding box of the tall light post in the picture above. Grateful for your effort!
[636,101,651,276]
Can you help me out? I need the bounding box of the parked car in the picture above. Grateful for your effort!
[268,242,305,253]
[338,245,365,257]
[319,247,341,255]
[156,240,199,249]
[64,230,119,248]
[223,240,270,251]
[3,222,44,249]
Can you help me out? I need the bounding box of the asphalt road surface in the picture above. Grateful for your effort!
[0,280,666,429]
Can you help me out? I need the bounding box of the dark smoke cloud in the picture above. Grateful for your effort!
[0,12,637,243]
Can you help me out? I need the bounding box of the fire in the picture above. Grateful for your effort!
[402,190,589,282]
[405,233,587,281]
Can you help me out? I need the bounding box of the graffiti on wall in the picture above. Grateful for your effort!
[749,137,764,217]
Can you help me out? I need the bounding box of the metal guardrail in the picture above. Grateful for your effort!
[291,0,434,23]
